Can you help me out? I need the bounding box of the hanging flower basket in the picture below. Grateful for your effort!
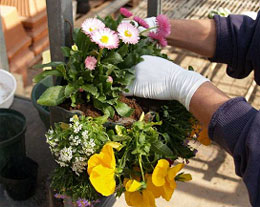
[33,7,204,207]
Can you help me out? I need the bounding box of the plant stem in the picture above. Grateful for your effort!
[140,26,158,36]
[139,155,145,182]
[97,48,103,63]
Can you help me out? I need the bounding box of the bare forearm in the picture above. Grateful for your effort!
[189,82,230,127]
[167,19,217,58]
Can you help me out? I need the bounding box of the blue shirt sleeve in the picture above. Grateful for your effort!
[209,13,260,85]
[208,97,260,206]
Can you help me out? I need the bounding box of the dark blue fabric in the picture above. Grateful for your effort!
[208,13,260,207]
[208,98,260,206]
[209,13,260,85]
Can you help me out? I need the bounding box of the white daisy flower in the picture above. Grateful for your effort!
[81,18,105,35]
[117,22,140,44]
[90,28,119,49]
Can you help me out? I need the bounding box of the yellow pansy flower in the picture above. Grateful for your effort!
[87,144,116,196]
[145,174,163,198]
[125,179,142,192]
[152,159,186,201]
[191,123,211,146]
[124,178,155,207]
[124,189,155,207]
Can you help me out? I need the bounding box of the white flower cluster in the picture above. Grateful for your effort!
[46,116,98,176]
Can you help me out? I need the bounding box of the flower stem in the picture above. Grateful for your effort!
[97,48,103,63]
[139,26,158,35]
[139,155,145,182]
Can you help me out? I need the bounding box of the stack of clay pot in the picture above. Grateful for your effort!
[0,5,34,86]
[0,0,49,56]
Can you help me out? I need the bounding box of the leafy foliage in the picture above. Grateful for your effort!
[34,16,168,118]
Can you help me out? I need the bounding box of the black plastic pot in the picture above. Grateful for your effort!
[50,106,83,127]
[76,0,90,14]
[31,76,52,129]
[0,109,26,171]
[0,156,38,201]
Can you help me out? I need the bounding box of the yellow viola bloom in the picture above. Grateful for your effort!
[89,164,116,196]
[146,174,163,198]
[87,144,116,196]
[152,159,169,186]
[124,189,155,207]
[191,123,211,146]
[125,179,142,192]
[152,160,186,201]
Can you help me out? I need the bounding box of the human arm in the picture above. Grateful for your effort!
[167,19,217,58]
[146,12,260,84]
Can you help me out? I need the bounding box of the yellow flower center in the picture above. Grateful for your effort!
[89,27,93,32]
[124,30,132,37]
[100,35,109,43]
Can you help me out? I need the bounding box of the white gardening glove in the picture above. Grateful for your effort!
[126,55,209,111]
[138,17,157,33]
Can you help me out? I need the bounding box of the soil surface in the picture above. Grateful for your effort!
[60,95,145,122]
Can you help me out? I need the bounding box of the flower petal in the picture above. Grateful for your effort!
[125,179,142,192]
[152,159,169,186]
[161,180,175,201]
[89,165,116,196]
[167,163,184,182]
[146,174,163,198]
[87,144,115,175]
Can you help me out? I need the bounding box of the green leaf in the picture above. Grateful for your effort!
[65,84,78,97]
[61,46,71,57]
[102,52,123,65]
[33,62,65,69]
[115,125,126,136]
[82,84,98,96]
[151,141,174,157]
[33,69,63,83]
[37,86,65,106]
[117,44,128,57]
[103,106,115,118]
[114,101,133,117]
[94,115,109,125]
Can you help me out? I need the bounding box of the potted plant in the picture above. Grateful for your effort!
[33,7,205,206]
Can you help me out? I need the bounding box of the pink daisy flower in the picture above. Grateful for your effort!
[117,22,139,44]
[156,14,171,37]
[85,56,97,70]
[149,32,168,47]
[90,28,119,49]
[119,7,133,18]
[81,18,105,35]
[107,76,113,83]
[133,16,149,29]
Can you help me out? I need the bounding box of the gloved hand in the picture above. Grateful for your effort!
[126,55,209,110]
[138,17,157,33]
